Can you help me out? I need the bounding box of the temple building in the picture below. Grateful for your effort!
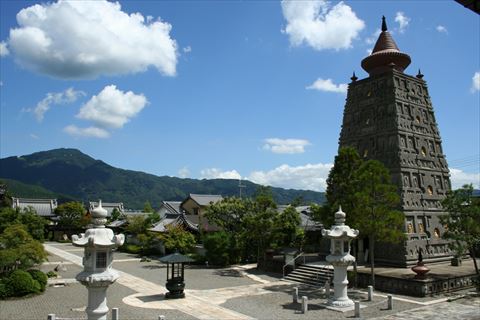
[338,17,452,267]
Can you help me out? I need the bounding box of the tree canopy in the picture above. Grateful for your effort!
[54,202,87,229]
[440,184,480,275]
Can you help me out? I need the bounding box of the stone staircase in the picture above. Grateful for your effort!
[283,264,334,287]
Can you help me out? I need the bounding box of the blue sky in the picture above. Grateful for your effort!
[0,0,479,192]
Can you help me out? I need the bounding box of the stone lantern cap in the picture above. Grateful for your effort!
[72,200,124,248]
[321,207,359,239]
[159,252,195,264]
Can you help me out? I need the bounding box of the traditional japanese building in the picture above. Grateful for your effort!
[339,17,452,266]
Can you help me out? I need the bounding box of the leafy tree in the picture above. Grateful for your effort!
[353,160,405,288]
[203,231,231,266]
[255,186,277,211]
[157,224,196,254]
[0,207,48,241]
[242,205,277,262]
[323,147,363,227]
[440,184,480,276]
[125,215,148,235]
[145,211,161,226]
[109,208,121,222]
[0,224,47,272]
[274,205,303,248]
[55,202,86,229]
[143,201,154,213]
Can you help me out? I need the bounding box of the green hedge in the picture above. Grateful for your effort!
[4,270,41,297]
[120,244,142,254]
[28,269,48,292]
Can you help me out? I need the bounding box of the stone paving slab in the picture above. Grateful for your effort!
[370,301,480,320]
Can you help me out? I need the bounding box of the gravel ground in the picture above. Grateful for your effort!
[0,282,196,320]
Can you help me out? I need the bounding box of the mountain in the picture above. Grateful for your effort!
[0,148,325,208]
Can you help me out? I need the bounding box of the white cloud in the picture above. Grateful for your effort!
[471,71,480,93]
[0,41,9,57]
[365,28,381,45]
[7,0,178,79]
[281,0,364,51]
[63,125,110,139]
[76,85,147,130]
[306,78,347,93]
[395,12,410,33]
[248,163,333,192]
[200,168,242,180]
[183,46,192,53]
[178,166,190,178]
[29,133,39,140]
[33,87,85,122]
[449,168,480,190]
[436,25,448,34]
[263,138,311,154]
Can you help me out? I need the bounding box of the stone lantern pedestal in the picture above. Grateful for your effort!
[322,207,359,308]
[72,200,124,320]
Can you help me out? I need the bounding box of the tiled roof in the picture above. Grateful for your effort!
[149,213,199,233]
[12,198,57,217]
[188,194,223,206]
[161,201,182,215]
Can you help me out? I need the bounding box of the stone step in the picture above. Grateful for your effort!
[284,264,334,287]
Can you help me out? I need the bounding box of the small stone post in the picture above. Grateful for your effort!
[72,200,125,320]
[112,308,119,320]
[387,295,393,310]
[325,279,330,297]
[158,315,165,320]
[47,314,56,320]
[301,296,308,314]
[293,287,298,303]
[354,301,360,318]
[368,285,373,301]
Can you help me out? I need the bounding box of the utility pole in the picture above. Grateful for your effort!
[239,178,246,198]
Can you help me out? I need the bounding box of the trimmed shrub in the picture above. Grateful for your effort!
[46,271,57,278]
[28,269,48,292]
[6,270,41,297]
[203,231,231,266]
[121,244,142,254]
[0,279,12,299]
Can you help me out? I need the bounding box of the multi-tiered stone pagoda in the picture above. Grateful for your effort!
[339,17,452,267]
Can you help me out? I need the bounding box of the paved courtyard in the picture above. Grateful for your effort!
[0,242,479,320]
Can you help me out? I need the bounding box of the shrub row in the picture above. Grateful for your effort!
[0,269,47,299]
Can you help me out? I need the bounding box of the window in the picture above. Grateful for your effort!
[96,252,107,269]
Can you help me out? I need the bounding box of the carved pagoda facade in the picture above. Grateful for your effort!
[339,17,452,267]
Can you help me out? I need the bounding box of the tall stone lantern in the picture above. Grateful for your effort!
[72,200,125,320]
[322,207,359,308]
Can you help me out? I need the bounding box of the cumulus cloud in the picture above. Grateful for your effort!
[248,163,333,192]
[281,0,364,51]
[365,28,381,45]
[6,0,178,79]
[32,87,85,122]
[436,25,448,34]
[76,85,147,131]
[263,138,311,154]
[183,46,192,53]
[0,41,9,57]
[63,125,110,139]
[200,168,242,180]
[178,166,190,178]
[395,12,410,33]
[471,71,480,93]
[449,168,480,190]
[307,78,348,93]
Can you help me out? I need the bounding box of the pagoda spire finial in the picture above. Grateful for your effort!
[381,15,387,32]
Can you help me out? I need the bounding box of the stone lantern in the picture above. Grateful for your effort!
[72,200,125,320]
[159,252,194,299]
[321,207,359,308]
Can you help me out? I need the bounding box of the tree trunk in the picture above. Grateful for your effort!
[370,235,375,289]
[469,247,479,275]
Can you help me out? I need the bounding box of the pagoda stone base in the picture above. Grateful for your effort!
[357,271,478,297]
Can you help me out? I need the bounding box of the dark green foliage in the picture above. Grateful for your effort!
[54,202,87,229]
[157,225,196,254]
[0,148,325,208]
[0,279,11,298]
[28,269,47,292]
[120,244,142,254]
[440,184,480,275]
[109,208,121,222]
[0,207,48,241]
[46,271,57,278]
[274,205,303,248]
[5,270,41,297]
[204,231,231,266]
[0,224,47,272]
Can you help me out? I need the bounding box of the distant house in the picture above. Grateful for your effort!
[12,197,58,220]
[107,209,147,229]
[277,205,323,232]
[89,201,124,218]
[150,194,223,234]
[180,194,223,216]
